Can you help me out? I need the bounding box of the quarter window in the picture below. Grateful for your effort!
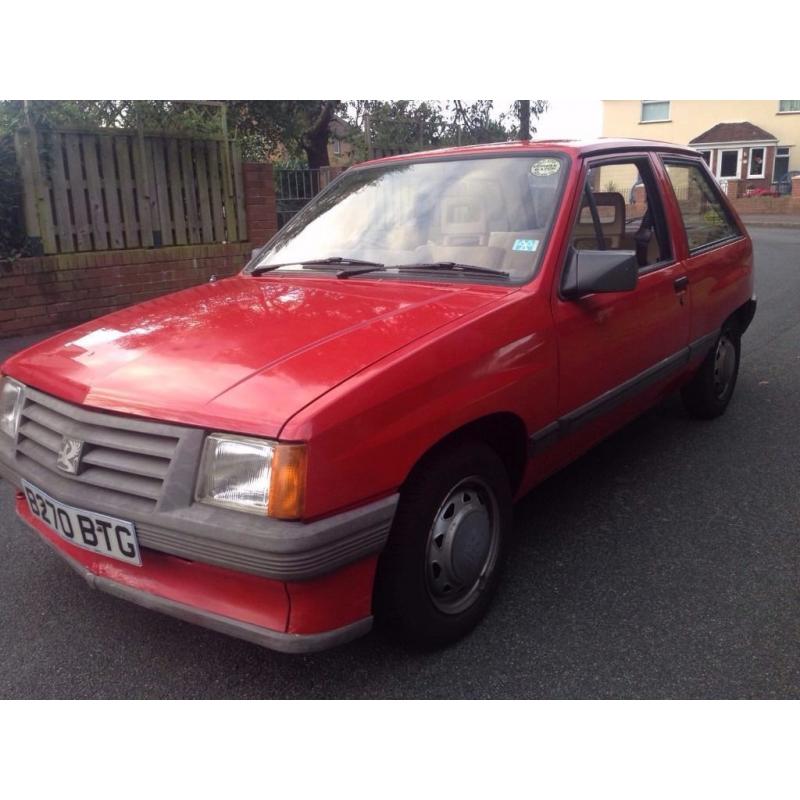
[663,162,740,252]
[640,100,670,123]
[778,100,800,113]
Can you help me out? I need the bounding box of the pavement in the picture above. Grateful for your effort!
[740,214,800,229]
[0,332,53,363]
[1,227,799,698]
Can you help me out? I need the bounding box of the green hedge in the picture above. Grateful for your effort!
[0,135,34,264]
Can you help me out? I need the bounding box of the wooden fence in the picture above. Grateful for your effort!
[13,128,248,254]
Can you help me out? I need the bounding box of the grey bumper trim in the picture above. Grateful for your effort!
[0,451,398,581]
[36,530,372,654]
[0,384,399,581]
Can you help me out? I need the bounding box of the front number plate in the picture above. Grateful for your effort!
[22,480,142,566]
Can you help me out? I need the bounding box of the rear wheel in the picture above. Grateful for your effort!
[682,324,741,419]
[375,441,512,647]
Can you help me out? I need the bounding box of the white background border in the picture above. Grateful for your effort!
[1,1,798,796]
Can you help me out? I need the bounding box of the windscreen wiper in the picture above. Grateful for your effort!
[250,256,385,276]
[392,262,510,278]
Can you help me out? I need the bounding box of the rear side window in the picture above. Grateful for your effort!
[663,162,740,253]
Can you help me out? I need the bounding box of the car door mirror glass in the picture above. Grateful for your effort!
[562,248,638,299]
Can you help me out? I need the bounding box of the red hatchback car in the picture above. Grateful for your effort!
[0,139,755,652]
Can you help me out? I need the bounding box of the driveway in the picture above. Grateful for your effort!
[1,227,798,698]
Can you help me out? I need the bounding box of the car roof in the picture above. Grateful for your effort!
[356,138,700,168]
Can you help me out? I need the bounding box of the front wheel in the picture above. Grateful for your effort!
[374,441,512,647]
[682,325,741,419]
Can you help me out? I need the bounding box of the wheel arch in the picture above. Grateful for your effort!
[403,412,529,496]
[728,296,757,337]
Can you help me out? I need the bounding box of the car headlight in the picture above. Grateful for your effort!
[195,433,306,519]
[0,377,24,439]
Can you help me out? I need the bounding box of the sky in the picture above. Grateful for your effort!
[488,98,603,140]
[532,99,603,140]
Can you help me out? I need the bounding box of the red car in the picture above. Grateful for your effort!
[0,139,755,652]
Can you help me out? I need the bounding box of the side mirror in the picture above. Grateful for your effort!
[562,248,638,299]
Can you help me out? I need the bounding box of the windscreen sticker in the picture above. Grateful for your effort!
[530,158,561,177]
[512,238,539,252]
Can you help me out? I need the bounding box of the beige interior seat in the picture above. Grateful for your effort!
[573,192,634,250]
[439,195,488,247]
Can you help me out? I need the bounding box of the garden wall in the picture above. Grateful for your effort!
[0,162,277,338]
[724,176,800,213]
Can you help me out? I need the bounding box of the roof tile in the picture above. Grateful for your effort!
[690,122,778,144]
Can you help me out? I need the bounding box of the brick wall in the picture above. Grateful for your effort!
[0,243,252,337]
[242,162,278,249]
[0,162,278,339]
[730,194,800,215]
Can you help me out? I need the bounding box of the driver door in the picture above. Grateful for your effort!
[552,153,690,432]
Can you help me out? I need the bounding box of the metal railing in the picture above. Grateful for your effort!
[275,166,344,228]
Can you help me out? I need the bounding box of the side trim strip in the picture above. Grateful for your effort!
[529,330,719,457]
[688,330,719,361]
[560,347,689,435]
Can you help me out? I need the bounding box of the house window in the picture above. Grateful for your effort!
[697,150,712,166]
[332,138,341,155]
[748,147,766,178]
[778,100,800,113]
[774,147,790,180]
[718,150,740,179]
[640,100,670,123]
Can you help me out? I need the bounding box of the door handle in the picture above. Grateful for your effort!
[674,276,689,292]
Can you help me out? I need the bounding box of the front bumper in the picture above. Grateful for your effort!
[0,385,398,582]
[0,383,399,651]
[14,490,378,653]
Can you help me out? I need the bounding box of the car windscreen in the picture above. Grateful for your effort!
[249,154,568,283]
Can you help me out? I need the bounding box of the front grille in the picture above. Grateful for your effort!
[15,386,185,511]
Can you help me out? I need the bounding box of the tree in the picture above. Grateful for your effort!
[226,101,343,167]
[344,100,549,155]
[0,100,346,168]
[0,100,226,136]
[346,100,445,158]
[509,100,549,138]
[446,100,510,145]
[519,100,531,140]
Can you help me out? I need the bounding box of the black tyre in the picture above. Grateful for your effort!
[682,324,741,419]
[374,440,513,647]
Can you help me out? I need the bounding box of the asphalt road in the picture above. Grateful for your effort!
[1,228,798,699]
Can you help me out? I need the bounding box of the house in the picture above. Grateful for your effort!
[602,101,800,195]
[267,115,360,168]
[327,115,359,166]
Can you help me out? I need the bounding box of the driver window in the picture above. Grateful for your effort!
[572,161,670,269]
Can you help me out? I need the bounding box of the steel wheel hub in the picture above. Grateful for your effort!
[425,477,499,615]
[713,335,736,399]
